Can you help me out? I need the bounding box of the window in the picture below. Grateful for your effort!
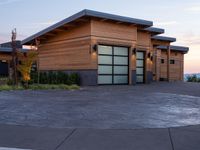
[161,59,165,64]
[170,60,175,64]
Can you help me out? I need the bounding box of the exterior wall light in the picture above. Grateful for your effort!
[92,44,97,53]
[150,56,153,61]
[132,48,137,55]
[148,52,152,58]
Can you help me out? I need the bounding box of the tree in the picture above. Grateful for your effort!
[17,50,38,88]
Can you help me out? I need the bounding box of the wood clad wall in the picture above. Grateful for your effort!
[0,53,12,61]
[38,22,94,70]
[160,50,168,79]
[169,51,184,81]
[137,31,151,47]
[137,31,152,84]
[38,37,95,70]
[38,20,139,72]
[91,20,137,41]
[159,50,184,81]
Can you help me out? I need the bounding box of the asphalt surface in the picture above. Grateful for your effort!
[0,82,200,129]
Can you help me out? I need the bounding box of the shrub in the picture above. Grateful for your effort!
[0,85,24,91]
[30,71,80,85]
[68,73,80,85]
[0,84,79,91]
[29,84,79,90]
[187,74,200,83]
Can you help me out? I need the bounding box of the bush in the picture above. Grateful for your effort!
[68,73,80,85]
[0,84,79,91]
[30,71,80,85]
[28,84,79,90]
[187,75,200,83]
[0,85,24,91]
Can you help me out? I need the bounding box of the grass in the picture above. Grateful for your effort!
[0,85,24,91]
[0,84,79,91]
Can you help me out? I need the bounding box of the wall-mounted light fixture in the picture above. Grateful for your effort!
[148,52,151,58]
[132,48,137,55]
[150,56,153,61]
[92,44,97,53]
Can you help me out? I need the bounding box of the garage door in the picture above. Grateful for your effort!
[98,45,129,85]
[136,51,145,83]
[0,60,8,76]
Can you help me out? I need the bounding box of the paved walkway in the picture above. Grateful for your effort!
[0,124,199,150]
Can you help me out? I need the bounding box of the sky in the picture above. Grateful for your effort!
[0,0,200,73]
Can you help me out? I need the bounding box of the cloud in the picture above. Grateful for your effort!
[185,5,200,13]
[154,21,178,26]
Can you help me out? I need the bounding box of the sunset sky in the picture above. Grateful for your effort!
[0,0,199,73]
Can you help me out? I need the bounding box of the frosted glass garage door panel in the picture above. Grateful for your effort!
[114,47,128,56]
[114,57,128,65]
[114,76,128,84]
[98,75,112,84]
[98,56,112,64]
[136,52,144,59]
[136,68,144,75]
[98,45,112,55]
[98,66,112,74]
[114,66,128,74]
[136,76,144,83]
[137,60,144,67]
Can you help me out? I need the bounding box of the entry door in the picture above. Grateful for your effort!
[136,51,145,83]
[0,60,8,76]
[98,45,129,85]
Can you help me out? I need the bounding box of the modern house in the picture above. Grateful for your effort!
[0,41,25,77]
[1,9,189,85]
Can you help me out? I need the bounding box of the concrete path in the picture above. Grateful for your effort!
[0,124,199,150]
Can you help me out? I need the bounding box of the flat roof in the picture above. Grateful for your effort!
[157,45,189,53]
[22,9,153,45]
[144,27,165,35]
[152,35,176,42]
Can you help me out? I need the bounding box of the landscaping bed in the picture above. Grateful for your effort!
[0,84,79,91]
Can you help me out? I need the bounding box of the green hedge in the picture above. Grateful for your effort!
[30,71,80,85]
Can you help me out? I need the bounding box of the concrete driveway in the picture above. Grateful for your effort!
[0,82,200,129]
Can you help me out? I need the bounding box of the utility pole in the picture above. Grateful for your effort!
[11,28,18,86]
[35,38,40,84]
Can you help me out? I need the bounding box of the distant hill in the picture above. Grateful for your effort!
[184,73,200,81]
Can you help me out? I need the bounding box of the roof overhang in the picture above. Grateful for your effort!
[157,45,189,53]
[22,9,153,45]
[143,27,164,35]
[152,35,176,42]
[0,47,29,53]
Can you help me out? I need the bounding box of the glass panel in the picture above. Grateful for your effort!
[114,66,128,74]
[98,56,112,64]
[136,76,144,83]
[114,56,128,65]
[98,45,112,55]
[98,75,112,84]
[114,47,128,56]
[136,60,144,67]
[137,52,144,59]
[98,66,112,74]
[114,75,128,84]
[136,68,144,75]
